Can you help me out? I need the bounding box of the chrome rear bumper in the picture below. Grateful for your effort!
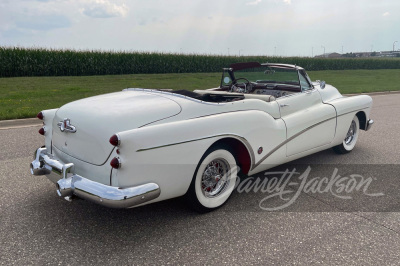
[30,147,161,208]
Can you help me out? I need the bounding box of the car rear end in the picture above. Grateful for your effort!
[29,90,184,208]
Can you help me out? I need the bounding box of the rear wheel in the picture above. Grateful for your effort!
[333,115,360,154]
[186,145,237,213]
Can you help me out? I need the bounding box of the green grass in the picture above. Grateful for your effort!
[0,69,399,120]
[308,69,400,94]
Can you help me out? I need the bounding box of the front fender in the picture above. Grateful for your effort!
[328,95,373,146]
[328,95,372,117]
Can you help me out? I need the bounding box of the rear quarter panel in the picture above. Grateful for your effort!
[41,108,58,150]
[114,110,286,202]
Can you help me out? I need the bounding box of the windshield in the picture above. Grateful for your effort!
[233,66,299,85]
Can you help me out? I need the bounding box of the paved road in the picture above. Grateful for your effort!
[1,94,399,265]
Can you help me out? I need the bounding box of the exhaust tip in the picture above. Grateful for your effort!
[56,178,73,198]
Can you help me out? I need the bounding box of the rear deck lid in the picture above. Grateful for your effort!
[52,91,181,165]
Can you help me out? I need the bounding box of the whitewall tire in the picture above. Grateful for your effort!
[333,115,360,154]
[186,145,238,213]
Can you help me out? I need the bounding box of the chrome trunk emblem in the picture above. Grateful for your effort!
[57,118,77,133]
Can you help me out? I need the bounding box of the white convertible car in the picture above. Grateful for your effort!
[31,62,373,212]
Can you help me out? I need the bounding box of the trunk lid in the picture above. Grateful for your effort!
[52,91,181,165]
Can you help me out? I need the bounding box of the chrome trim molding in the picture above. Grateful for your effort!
[137,133,256,171]
[30,148,161,208]
[136,108,368,173]
[252,108,369,170]
[115,133,121,146]
[252,116,336,170]
[136,136,217,152]
[366,119,374,131]
[138,133,252,153]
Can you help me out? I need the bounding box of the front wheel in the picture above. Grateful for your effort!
[186,145,238,213]
[333,115,360,154]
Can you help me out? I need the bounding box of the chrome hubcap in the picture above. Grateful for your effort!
[201,159,230,198]
[344,120,357,145]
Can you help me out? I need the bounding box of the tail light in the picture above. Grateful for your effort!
[39,127,45,135]
[109,134,120,146]
[110,157,121,169]
[37,111,44,120]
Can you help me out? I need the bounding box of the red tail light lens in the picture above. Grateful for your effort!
[110,157,121,169]
[109,134,120,146]
[37,111,44,120]
[38,127,45,135]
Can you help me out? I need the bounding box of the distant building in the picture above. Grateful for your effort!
[339,52,371,58]
[314,52,342,58]
[357,52,373,57]
[314,50,400,58]
[379,51,400,57]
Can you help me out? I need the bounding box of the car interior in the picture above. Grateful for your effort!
[168,62,313,103]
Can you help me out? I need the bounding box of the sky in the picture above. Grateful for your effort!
[0,0,399,57]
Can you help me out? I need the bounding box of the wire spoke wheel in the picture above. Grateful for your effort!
[201,159,230,198]
[186,145,238,212]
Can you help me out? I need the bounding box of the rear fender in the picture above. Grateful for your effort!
[114,110,285,201]
[41,109,59,150]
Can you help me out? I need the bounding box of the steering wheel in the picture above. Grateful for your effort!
[230,77,253,93]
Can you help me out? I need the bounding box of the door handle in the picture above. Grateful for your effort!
[280,104,289,107]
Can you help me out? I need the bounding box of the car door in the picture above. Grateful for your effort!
[276,74,336,157]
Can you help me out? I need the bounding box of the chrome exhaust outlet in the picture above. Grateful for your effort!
[30,161,51,175]
[56,177,73,198]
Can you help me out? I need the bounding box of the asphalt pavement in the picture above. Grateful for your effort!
[1,93,399,265]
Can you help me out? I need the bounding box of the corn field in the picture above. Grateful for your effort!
[1,46,400,77]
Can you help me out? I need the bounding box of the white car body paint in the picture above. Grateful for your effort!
[32,65,373,209]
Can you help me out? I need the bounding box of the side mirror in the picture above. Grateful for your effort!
[316,80,326,89]
[223,77,231,84]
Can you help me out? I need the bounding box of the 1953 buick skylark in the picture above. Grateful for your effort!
[31,62,374,212]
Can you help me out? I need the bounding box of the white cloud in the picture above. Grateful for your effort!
[246,0,261,6]
[1,0,400,56]
[82,0,128,18]
[16,14,71,31]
